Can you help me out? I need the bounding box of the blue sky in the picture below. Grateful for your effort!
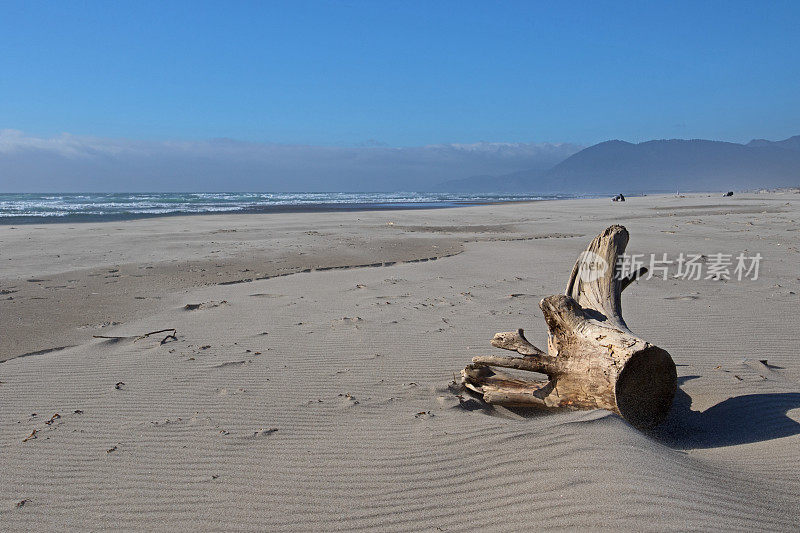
[2,0,799,147]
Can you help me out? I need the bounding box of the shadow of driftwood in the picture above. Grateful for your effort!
[453,377,800,448]
[649,376,800,449]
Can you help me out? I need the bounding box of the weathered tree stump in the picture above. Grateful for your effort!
[461,225,677,429]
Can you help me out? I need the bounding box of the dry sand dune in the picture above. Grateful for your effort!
[1,193,799,530]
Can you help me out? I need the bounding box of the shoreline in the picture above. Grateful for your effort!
[0,193,580,226]
[0,190,757,228]
[5,187,791,226]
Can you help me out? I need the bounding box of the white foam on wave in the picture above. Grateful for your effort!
[0,192,577,220]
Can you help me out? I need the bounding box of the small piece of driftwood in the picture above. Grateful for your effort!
[93,328,177,344]
[461,225,677,429]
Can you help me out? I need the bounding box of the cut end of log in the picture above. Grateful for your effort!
[614,345,677,429]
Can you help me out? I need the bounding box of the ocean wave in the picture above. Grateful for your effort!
[0,192,580,223]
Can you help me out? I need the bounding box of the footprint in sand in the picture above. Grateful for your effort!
[78,321,122,330]
[337,393,360,406]
[219,428,278,445]
[216,387,248,396]
[331,317,364,328]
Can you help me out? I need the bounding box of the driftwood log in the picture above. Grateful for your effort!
[461,225,677,429]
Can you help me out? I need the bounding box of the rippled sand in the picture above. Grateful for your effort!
[2,192,799,530]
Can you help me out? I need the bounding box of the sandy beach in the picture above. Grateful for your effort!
[2,192,799,530]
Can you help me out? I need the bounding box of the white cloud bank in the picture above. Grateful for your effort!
[0,130,582,192]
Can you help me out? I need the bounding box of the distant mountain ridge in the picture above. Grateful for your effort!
[434,135,800,193]
[747,135,800,151]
